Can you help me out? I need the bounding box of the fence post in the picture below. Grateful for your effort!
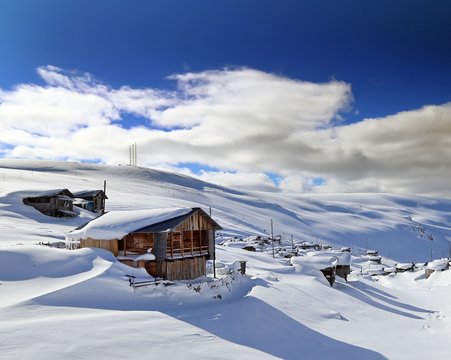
[239,261,247,275]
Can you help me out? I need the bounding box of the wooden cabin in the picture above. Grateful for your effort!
[366,250,382,264]
[23,189,76,217]
[67,207,222,280]
[394,262,415,273]
[335,264,351,281]
[320,267,336,286]
[73,190,107,213]
[424,259,450,279]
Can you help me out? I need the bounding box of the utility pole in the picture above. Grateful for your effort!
[213,247,216,279]
[103,180,107,214]
[271,219,274,258]
[135,142,137,166]
[291,234,294,253]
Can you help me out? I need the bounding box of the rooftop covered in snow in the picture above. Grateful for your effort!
[66,207,221,241]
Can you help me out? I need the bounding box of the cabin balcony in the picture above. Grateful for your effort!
[166,245,209,259]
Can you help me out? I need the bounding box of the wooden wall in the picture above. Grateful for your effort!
[79,238,119,256]
[92,194,106,213]
[24,196,73,217]
[145,257,206,280]
[121,233,154,255]
[174,210,216,232]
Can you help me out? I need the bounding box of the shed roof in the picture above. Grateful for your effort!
[66,207,221,241]
[72,190,108,199]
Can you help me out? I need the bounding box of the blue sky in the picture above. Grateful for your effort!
[0,1,450,196]
[1,1,450,120]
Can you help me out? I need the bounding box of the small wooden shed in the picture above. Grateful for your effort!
[73,190,108,213]
[66,207,222,280]
[23,189,76,217]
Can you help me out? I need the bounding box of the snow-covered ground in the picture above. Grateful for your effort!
[1,159,450,359]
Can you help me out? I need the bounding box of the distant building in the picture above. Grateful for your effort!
[73,190,107,213]
[366,250,382,264]
[23,189,76,217]
[66,207,222,280]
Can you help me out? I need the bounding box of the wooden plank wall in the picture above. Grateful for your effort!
[80,238,119,256]
[123,233,154,255]
[164,257,206,280]
[174,211,214,232]
[121,257,207,280]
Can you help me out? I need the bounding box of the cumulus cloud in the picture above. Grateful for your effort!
[0,85,116,137]
[0,65,450,197]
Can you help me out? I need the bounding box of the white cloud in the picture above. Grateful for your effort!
[160,68,351,132]
[0,65,450,197]
[194,171,280,192]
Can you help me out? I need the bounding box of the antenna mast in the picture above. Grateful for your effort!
[129,143,138,166]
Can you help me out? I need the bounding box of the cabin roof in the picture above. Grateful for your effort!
[306,250,351,266]
[72,190,108,199]
[133,207,222,233]
[30,189,74,198]
[427,258,449,271]
[291,255,338,270]
[56,195,74,201]
[66,207,221,241]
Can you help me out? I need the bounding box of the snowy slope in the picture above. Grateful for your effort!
[1,159,451,360]
[1,159,450,262]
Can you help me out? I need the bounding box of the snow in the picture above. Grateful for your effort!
[306,250,351,266]
[367,255,383,262]
[426,258,449,271]
[117,252,156,262]
[1,159,451,359]
[66,208,192,241]
[291,255,338,273]
[395,262,415,270]
[135,252,156,261]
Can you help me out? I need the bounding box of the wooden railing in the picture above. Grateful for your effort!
[167,245,208,259]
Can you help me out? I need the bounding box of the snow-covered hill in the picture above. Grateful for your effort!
[1,159,450,262]
[1,159,450,359]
